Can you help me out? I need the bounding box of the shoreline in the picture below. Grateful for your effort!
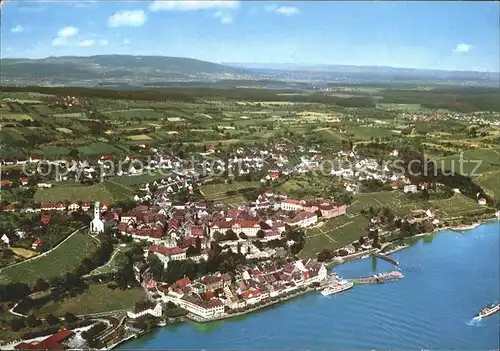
[108,217,499,350]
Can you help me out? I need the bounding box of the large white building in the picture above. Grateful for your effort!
[280,199,304,211]
[127,302,163,319]
[178,295,225,319]
[90,201,104,233]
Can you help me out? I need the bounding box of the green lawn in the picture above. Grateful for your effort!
[0,230,97,285]
[33,284,144,316]
[34,183,114,203]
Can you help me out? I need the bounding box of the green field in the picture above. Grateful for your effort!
[301,214,369,257]
[34,183,114,203]
[77,142,124,156]
[33,284,144,316]
[344,126,396,139]
[200,181,261,205]
[0,113,33,121]
[105,108,164,119]
[0,230,97,285]
[436,148,500,175]
[430,194,484,217]
[34,179,138,203]
[53,112,82,118]
[126,134,153,141]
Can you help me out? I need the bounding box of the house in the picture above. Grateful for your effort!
[0,179,13,187]
[81,202,91,211]
[19,178,29,186]
[478,197,487,205]
[318,203,346,219]
[37,182,53,188]
[32,239,43,250]
[41,215,51,225]
[149,245,186,268]
[15,329,75,350]
[403,185,418,194]
[1,232,18,246]
[67,202,80,212]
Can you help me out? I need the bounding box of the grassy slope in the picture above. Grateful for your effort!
[0,230,97,284]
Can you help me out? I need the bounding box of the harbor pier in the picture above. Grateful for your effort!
[347,271,404,285]
[372,252,400,266]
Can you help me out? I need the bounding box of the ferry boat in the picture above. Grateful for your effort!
[321,280,354,296]
[474,303,500,318]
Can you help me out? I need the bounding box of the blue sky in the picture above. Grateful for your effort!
[1,1,499,72]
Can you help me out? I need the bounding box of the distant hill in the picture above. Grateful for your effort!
[0,55,246,83]
[227,62,500,86]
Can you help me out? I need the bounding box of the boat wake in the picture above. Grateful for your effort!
[466,317,482,327]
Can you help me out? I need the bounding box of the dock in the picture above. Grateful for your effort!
[372,252,400,266]
[347,270,404,284]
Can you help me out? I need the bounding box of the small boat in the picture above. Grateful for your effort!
[157,321,167,327]
[361,255,369,259]
[475,303,500,318]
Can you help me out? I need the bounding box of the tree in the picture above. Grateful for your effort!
[213,231,224,242]
[45,314,60,326]
[256,229,265,239]
[35,278,49,292]
[10,318,26,332]
[26,314,42,328]
[64,312,78,324]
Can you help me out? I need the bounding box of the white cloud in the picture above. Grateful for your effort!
[52,37,68,46]
[79,39,95,47]
[265,4,299,16]
[108,10,147,27]
[11,25,25,33]
[264,4,278,12]
[99,39,109,46]
[276,6,299,16]
[454,43,472,53]
[58,26,78,38]
[149,0,239,12]
[214,11,233,24]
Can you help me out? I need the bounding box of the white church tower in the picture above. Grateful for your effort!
[90,201,105,233]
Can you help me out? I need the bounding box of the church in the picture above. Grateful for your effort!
[90,201,105,233]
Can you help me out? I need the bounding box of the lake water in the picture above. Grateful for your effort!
[118,221,500,350]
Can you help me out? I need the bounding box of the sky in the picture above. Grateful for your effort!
[1,0,499,72]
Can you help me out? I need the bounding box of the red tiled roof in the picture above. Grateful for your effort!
[149,245,184,256]
[15,329,74,350]
[174,277,191,287]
